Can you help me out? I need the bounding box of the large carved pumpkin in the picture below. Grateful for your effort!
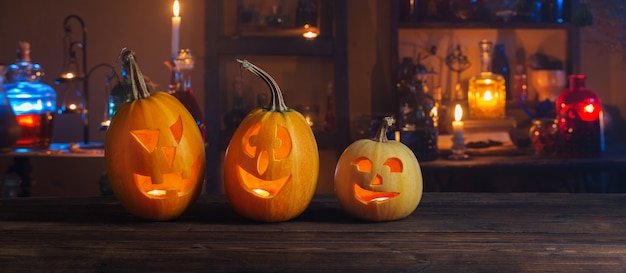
[335,117,422,221]
[223,59,319,222]
[105,49,205,221]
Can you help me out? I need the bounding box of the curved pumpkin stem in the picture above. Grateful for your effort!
[237,59,289,112]
[119,48,150,100]
[373,117,394,143]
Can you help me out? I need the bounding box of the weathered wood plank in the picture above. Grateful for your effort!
[1,193,626,272]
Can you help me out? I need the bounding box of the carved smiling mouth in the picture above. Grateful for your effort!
[353,183,399,204]
[237,165,291,198]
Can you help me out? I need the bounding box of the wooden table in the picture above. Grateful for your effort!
[2,193,626,272]
[419,145,626,193]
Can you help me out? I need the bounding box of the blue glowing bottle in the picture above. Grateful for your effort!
[4,41,57,150]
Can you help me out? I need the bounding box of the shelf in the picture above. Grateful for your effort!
[204,0,349,195]
[217,36,334,56]
[398,21,573,30]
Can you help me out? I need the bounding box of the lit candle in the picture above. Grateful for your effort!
[147,189,167,197]
[477,90,497,107]
[452,104,464,147]
[449,104,468,160]
[171,0,181,59]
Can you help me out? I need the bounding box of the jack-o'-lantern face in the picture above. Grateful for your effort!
[334,119,423,222]
[105,91,206,221]
[352,157,401,203]
[236,121,292,198]
[131,115,201,198]
[223,59,319,222]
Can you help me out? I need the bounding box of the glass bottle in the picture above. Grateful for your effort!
[4,41,56,150]
[171,49,206,141]
[223,75,247,135]
[296,0,318,27]
[109,56,133,118]
[265,5,288,27]
[491,44,510,100]
[0,68,22,152]
[555,75,603,158]
[467,40,506,119]
[512,64,528,101]
[529,118,557,155]
[395,57,438,161]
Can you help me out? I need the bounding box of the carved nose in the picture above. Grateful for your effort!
[257,149,269,175]
[371,174,383,186]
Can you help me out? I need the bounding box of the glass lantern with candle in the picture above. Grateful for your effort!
[4,41,57,150]
[555,74,603,158]
[467,40,506,119]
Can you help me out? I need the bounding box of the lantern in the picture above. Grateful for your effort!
[335,117,423,221]
[467,40,506,119]
[223,60,319,222]
[105,49,205,221]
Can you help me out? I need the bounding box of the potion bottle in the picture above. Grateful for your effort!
[223,75,247,134]
[0,67,21,152]
[555,74,603,158]
[171,49,206,141]
[4,41,57,150]
[395,57,438,161]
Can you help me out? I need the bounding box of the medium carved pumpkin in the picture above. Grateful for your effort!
[105,48,205,221]
[223,59,319,222]
[335,117,422,221]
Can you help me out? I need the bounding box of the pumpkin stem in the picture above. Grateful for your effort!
[237,59,289,112]
[374,117,394,143]
[119,48,150,100]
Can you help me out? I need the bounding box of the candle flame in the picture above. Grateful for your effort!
[583,103,594,113]
[252,188,270,197]
[173,0,180,17]
[147,189,167,197]
[483,90,493,101]
[302,24,318,40]
[454,104,463,121]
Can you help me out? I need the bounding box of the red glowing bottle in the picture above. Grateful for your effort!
[555,75,604,157]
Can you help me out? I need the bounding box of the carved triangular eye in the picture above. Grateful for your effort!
[352,157,372,173]
[383,158,403,173]
[131,129,160,153]
[170,116,183,144]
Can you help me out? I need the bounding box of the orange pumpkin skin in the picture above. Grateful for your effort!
[334,117,422,221]
[105,49,205,221]
[223,60,319,222]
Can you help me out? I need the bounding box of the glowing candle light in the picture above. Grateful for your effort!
[171,0,181,59]
[147,189,167,197]
[449,104,468,160]
[452,104,464,146]
[252,188,270,197]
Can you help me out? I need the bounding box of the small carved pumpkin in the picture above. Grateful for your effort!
[223,60,319,222]
[335,117,422,221]
[105,49,205,221]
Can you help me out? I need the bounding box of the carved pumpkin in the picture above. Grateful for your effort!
[105,49,205,221]
[335,117,422,221]
[223,59,319,222]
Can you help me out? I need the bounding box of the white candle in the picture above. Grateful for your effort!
[171,0,181,59]
[452,104,464,146]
